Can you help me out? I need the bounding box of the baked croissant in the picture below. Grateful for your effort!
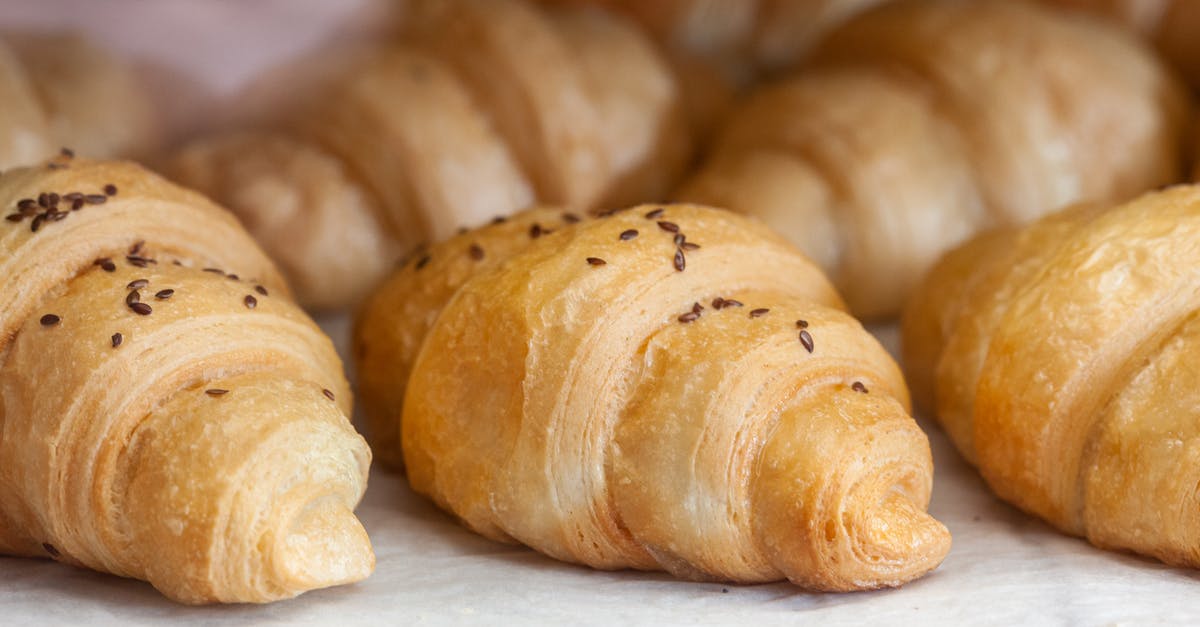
[166,0,691,311]
[537,0,886,79]
[1038,0,1200,90]
[357,203,951,590]
[0,157,372,603]
[902,185,1200,567]
[677,0,1189,319]
[0,33,158,170]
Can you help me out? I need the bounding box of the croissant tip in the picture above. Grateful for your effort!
[274,497,375,591]
[858,492,952,586]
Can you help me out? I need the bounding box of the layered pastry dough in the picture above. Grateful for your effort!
[0,158,372,603]
[0,33,157,169]
[678,0,1189,319]
[903,185,1200,567]
[358,204,950,590]
[167,0,690,310]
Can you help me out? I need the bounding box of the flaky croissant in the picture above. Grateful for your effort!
[0,157,372,603]
[166,0,691,311]
[0,33,157,170]
[357,204,950,590]
[903,185,1200,567]
[677,0,1189,319]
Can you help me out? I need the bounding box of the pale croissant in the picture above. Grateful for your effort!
[0,157,372,603]
[678,0,1189,319]
[903,185,1200,567]
[357,204,950,590]
[537,0,886,78]
[166,0,691,311]
[0,33,157,170]
[1039,0,1200,90]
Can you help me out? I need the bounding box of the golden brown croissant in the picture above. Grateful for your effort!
[902,185,1200,567]
[0,157,372,603]
[1039,0,1200,90]
[0,33,158,169]
[677,0,1189,320]
[357,203,950,590]
[166,0,691,311]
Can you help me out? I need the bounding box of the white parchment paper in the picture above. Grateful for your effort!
[1,3,1197,624]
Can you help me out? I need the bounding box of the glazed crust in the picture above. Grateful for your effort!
[678,0,1189,319]
[359,203,951,590]
[902,185,1200,567]
[166,0,690,311]
[0,159,372,603]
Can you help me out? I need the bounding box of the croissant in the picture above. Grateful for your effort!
[0,32,158,170]
[902,185,1200,567]
[677,0,1189,319]
[165,0,691,311]
[1038,0,1200,90]
[536,0,886,79]
[356,203,950,590]
[0,157,372,603]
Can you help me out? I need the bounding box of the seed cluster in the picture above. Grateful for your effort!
[125,275,155,317]
[674,295,821,357]
[415,211,584,272]
[588,207,704,273]
[89,243,269,352]
[5,175,118,233]
[649,210,700,272]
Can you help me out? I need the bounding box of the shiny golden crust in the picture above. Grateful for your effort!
[902,185,1200,567]
[360,203,950,590]
[167,0,690,311]
[0,159,372,603]
[0,34,157,170]
[678,0,1189,319]
[355,207,584,469]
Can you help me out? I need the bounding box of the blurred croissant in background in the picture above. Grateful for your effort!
[1040,0,1200,90]
[0,32,158,169]
[678,0,1190,319]
[166,0,692,311]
